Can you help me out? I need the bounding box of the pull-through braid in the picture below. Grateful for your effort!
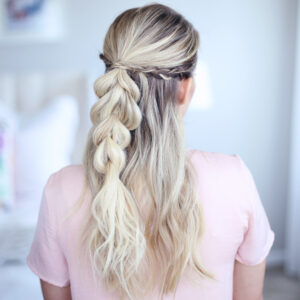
[88,67,146,296]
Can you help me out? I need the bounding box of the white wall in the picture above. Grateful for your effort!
[0,0,297,260]
[183,0,298,258]
[286,0,300,276]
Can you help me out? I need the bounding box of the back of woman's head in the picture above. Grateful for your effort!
[100,3,198,79]
[76,3,214,300]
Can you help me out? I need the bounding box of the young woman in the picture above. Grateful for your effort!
[26,3,275,300]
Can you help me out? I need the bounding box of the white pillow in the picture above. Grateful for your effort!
[15,95,79,204]
[0,101,17,211]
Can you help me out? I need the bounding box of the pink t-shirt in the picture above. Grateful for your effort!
[26,149,275,299]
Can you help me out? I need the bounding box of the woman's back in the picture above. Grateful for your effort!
[26,149,275,300]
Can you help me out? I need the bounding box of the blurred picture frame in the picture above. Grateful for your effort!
[0,0,65,44]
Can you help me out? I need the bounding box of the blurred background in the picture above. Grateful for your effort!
[0,0,299,299]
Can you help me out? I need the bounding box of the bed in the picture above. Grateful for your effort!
[0,70,98,264]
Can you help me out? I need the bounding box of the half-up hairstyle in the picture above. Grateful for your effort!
[66,3,216,300]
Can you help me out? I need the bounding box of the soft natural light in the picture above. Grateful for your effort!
[189,60,213,110]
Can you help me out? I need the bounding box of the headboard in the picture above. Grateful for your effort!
[0,70,99,164]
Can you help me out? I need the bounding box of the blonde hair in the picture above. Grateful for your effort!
[62,3,215,299]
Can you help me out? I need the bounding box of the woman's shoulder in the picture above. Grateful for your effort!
[50,164,85,185]
[55,163,84,176]
[187,148,254,198]
[187,148,243,174]
[44,164,86,206]
[188,148,258,211]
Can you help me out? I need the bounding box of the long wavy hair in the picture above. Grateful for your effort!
[61,3,215,300]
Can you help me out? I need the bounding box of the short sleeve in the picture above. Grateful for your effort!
[234,154,275,266]
[26,172,70,287]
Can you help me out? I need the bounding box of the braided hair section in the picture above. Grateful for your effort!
[88,66,146,297]
[99,53,192,80]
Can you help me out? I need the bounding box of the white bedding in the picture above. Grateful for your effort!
[0,71,95,264]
